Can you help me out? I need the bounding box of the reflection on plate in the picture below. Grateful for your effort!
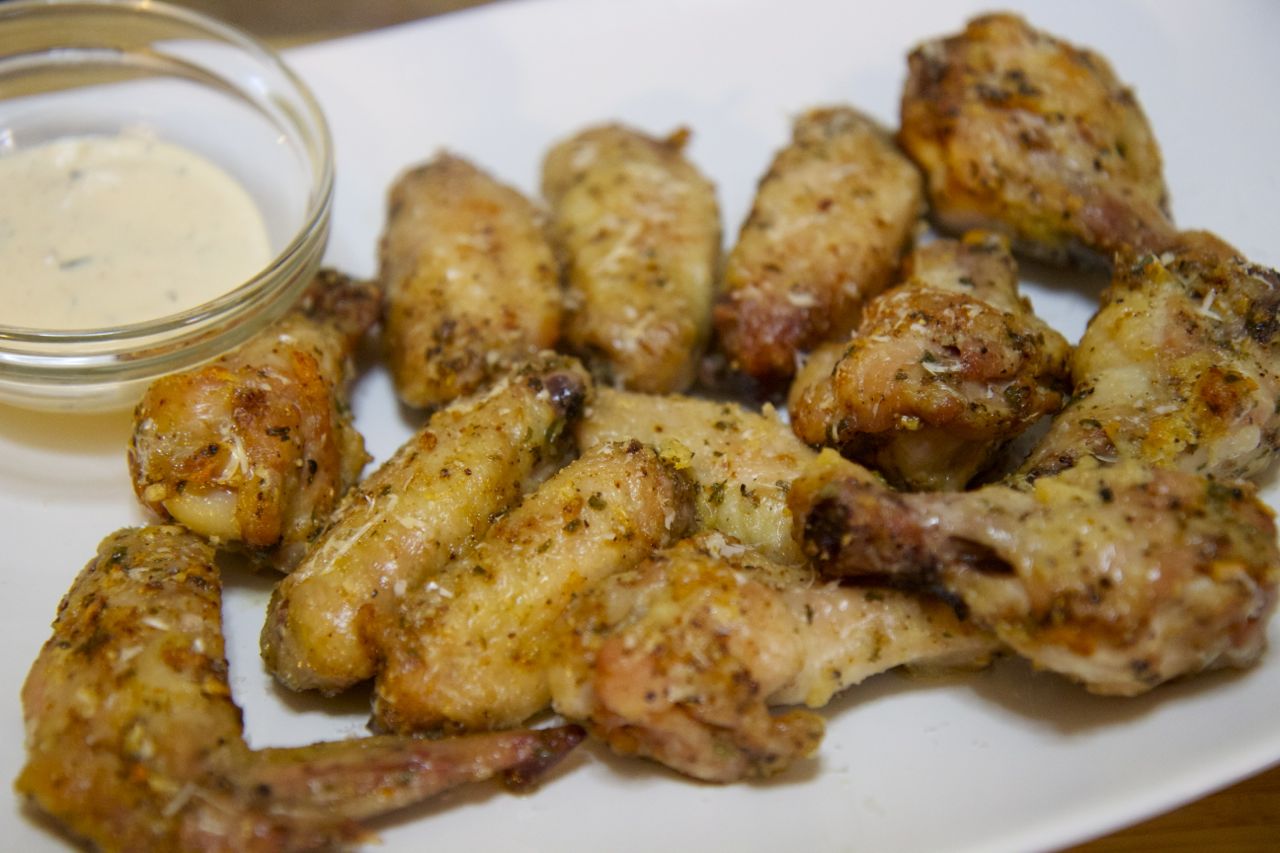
[5,1,1280,851]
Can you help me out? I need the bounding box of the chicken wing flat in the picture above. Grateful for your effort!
[576,387,814,564]
[789,232,1070,490]
[262,355,590,694]
[548,532,997,782]
[379,153,563,408]
[372,440,695,733]
[1020,231,1280,482]
[542,123,721,393]
[899,13,1174,266]
[17,526,583,852]
[792,452,1279,696]
[714,106,925,384]
[129,270,379,571]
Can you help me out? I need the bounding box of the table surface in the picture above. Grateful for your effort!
[170,1,1280,849]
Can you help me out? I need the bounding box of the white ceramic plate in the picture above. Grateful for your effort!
[5,0,1280,850]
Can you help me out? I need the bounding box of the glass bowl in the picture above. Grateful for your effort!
[0,0,333,411]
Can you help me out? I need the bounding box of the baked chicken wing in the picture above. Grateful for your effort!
[576,387,814,564]
[714,106,925,384]
[792,452,1279,696]
[789,232,1070,489]
[899,12,1174,266]
[129,270,379,571]
[372,440,695,733]
[542,123,721,393]
[262,355,590,693]
[548,532,997,782]
[379,153,562,408]
[1020,231,1280,482]
[17,526,583,853]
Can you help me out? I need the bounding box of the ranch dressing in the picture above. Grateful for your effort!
[0,133,271,330]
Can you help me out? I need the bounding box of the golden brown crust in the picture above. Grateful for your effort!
[548,532,994,782]
[129,271,379,571]
[262,355,592,694]
[792,452,1280,696]
[1020,231,1280,481]
[789,232,1070,489]
[576,388,814,564]
[380,153,562,408]
[371,440,696,733]
[542,124,721,393]
[17,526,586,851]
[899,12,1174,266]
[714,106,925,383]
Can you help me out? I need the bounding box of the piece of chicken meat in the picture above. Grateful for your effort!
[792,451,1279,696]
[129,270,379,571]
[542,123,721,393]
[576,387,816,564]
[714,106,924,384]
[789,231,1070,489]
[17,526,583,853]
[379,153,562,408]
[548,531,997,782]
[1020,231,1280,482]
[262,355,590,694]
[899,12,1174,266]
[371,440,695,734]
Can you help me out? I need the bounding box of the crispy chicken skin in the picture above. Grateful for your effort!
[789,232,1070,490]
[793,452,1280,696]
[899,13,1174,266]
[379,153,563,408]
[17,526,584,852]
[714,106,925,384]
[542,123,721,393]
[262,355,590,694]
[1021,231,1280,482]
[129,270,379,571]
[548,532,997,782]
[372,440,696,734]
[576,388,814,564]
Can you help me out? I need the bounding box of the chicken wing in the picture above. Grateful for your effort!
[576,387,813,564]
[129,270,379,571]
[379,153,563,408]
[17,526,583,853]
[548,532,997,782]
[792,451,1280,696]
[372,440,695,733]
[1020,231,1280,482]
[713,106,925,384]
[899,12,1174,266]
[542,123,721,393]
[789,232,1070,489]
[262,355,590,693]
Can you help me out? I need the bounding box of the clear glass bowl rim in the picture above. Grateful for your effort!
[0,0,334,388]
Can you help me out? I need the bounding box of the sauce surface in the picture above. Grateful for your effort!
[0,134,271,330]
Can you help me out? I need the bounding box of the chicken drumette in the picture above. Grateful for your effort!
[129,270,379,571]
[789,232,1070,489]
[792,452,1279,696]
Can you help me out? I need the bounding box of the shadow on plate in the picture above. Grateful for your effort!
[819,652,1257,737]
[0,403,137,500]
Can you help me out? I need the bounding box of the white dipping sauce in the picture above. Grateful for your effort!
[0,134,271,330]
